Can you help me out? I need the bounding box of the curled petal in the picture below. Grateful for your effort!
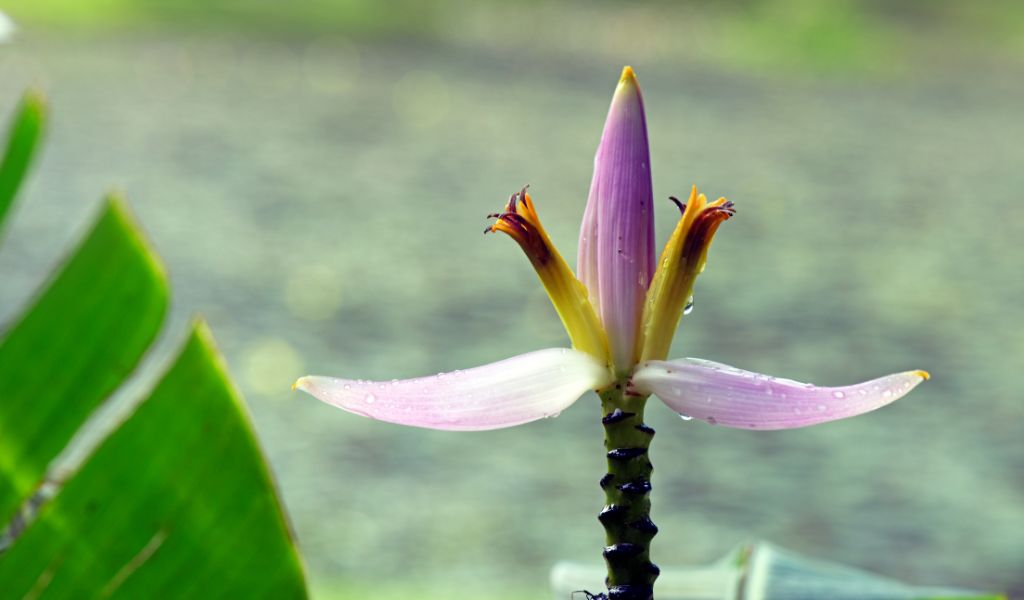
[487,188,610,363]
[631,358,928,430]
[640,187,734,362]
[578,66,655,372]
[295,349,613,431]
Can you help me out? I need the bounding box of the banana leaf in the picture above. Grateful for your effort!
[0,90,308,598]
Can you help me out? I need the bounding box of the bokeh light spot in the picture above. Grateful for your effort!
[242,338,304,397]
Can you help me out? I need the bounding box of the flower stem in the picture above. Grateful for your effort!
[598,383,659,600]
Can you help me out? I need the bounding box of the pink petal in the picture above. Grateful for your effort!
[631,358,929,430]
[578,67,655,371]
[295,349,612,431]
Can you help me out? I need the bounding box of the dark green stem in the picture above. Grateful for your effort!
[598,382,658,600]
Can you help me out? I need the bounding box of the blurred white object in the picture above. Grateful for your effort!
[551,542,993,600]
[0,10,15,42]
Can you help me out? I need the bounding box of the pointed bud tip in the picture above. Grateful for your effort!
[616,66,639,94]
[292,376,310,392]
[913,369,930,381]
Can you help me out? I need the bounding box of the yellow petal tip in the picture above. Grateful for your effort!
[620,65,637,83]
[292,377,308,391]
[913,370,930,381]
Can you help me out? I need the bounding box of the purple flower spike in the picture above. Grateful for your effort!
[578,66,655,372]
[631,358,930,430]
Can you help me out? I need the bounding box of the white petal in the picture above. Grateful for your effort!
[632,358,928,430]
[295,348,612,431]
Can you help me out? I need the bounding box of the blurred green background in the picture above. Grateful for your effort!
[1,1,1022,598]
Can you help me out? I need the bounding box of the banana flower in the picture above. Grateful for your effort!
[295,67,927,600]
[295,67,926,433]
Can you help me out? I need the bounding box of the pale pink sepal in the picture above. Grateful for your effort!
[631,358,928,430]
[295,348,613,431]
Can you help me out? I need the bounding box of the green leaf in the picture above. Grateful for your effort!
[0,90,307,597]
[0,321,308,598]
[0,196,168,523]
[0,89,46,236]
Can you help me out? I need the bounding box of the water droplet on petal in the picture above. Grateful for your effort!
[882,389,893,398]
[364,393,376,404]
[832,391,845,399]
[816,404,826,412]
[343,384,351,390]
[683,296,695,315]
[679,414,694,421]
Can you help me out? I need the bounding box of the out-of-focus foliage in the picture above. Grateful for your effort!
[0,198,167,523]
[0,92,44,235]
[0,94,308,599]
[5,0,1024,72]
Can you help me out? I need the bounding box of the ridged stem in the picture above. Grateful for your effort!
[598,383,658,600]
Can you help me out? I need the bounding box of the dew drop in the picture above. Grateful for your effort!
[679,414,694,421]
[683,296,695,315]
[364,393,376,404]
[391,379,399,386]
[343,384,351,390]
[882,389,893,398]
[816,404,826,412]
[832,391,846,399]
